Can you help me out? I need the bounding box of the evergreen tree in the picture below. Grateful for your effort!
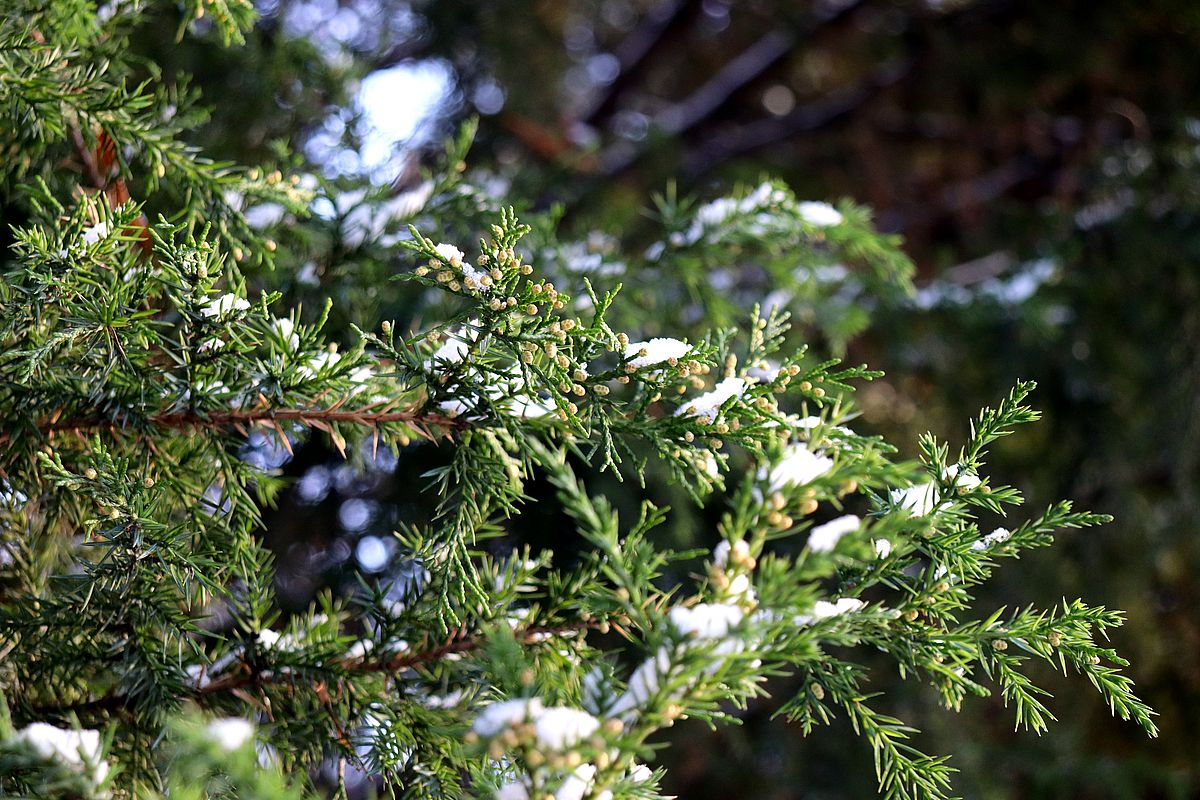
[0,2,1155,799]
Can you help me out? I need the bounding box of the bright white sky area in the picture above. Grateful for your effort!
[271,0,457,181]
[356,60,454,177]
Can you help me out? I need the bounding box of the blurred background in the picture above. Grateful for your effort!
[135,0,1200,796]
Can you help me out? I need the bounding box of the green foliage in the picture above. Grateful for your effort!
[0,3,1155,800]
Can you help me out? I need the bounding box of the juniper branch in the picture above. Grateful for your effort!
[200,618,606,695]
[8,404,468,443]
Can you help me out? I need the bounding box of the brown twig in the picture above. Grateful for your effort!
[195,618,604,697]
[18,404,467,443]
[23,620,607,718]
[69,125,109,191]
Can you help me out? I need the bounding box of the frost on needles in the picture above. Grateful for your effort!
[0,3,1155,800]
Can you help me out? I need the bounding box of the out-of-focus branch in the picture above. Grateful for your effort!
[657,29,796,136]
[596,0,869,179]
[679,56,915,179]
[874,154,1046,232]
[579,0,702,126]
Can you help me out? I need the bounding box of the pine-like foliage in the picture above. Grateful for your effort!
[0,3,1155,800]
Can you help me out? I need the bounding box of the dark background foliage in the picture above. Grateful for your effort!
[116,1,1200,796]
